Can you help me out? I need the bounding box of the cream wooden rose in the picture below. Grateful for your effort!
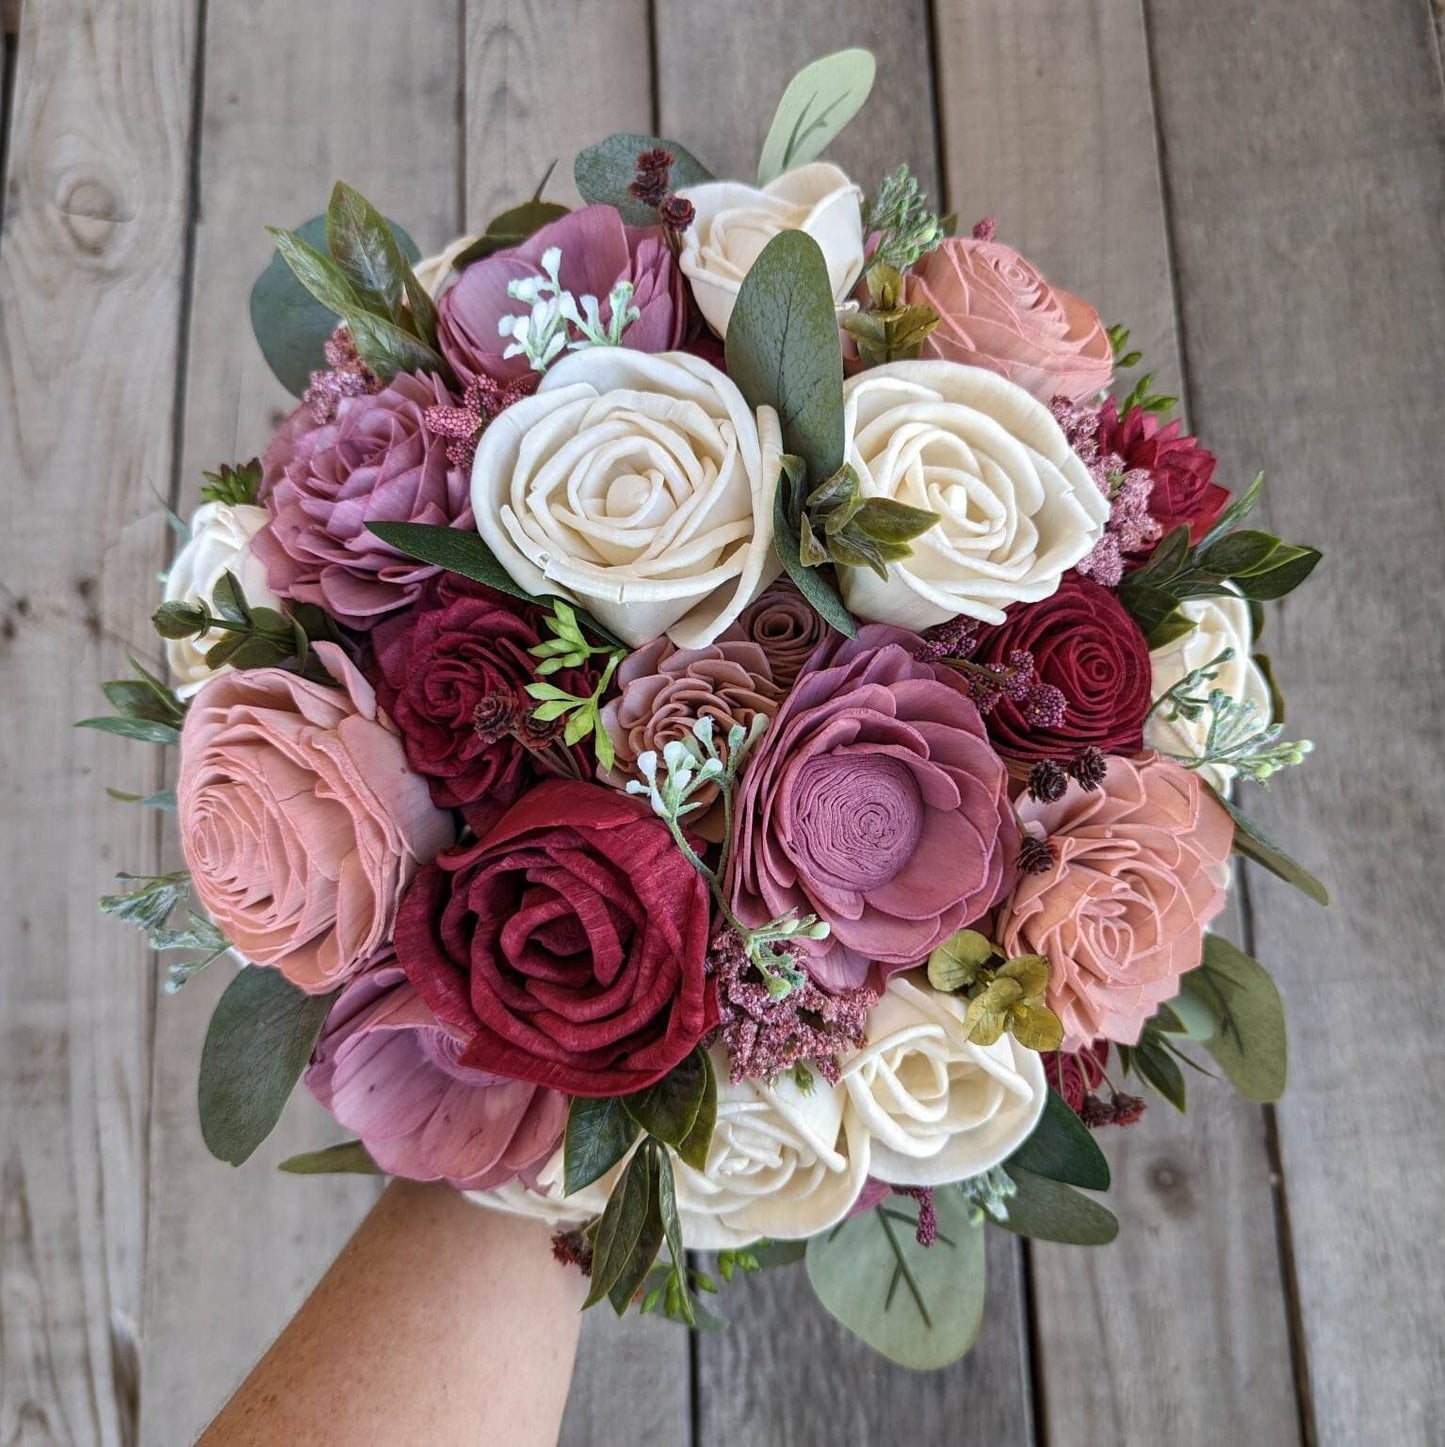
[468,1049,870,1249]
[676,162,865,338]
[837,361,1110,629]
[839,973,1047,1186]
[1146,591,1273,790]
[470,349,781,648]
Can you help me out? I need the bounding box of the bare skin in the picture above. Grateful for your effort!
[199,1181,584,1446]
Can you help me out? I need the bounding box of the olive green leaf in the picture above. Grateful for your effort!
[1192,935,1288,1103]
[575,133,714,226]
[278,1141,382,1176]
[1007,1090,1111,1191]
[927,929,996,993]
[989,1167,1119,1246]
[564,1095,641,1195]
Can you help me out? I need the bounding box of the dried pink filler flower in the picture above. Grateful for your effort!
[707,931,875,1086]
[304,328,378,424]
[425,373,539,470]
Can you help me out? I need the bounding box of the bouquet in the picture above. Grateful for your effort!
[88,50,1328,1369]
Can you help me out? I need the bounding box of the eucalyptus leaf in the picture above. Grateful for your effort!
[771,460,857,637]
[991,1168,1119,1246]
[927,929,995,993]
[1164,972,1222,1041]
[564,1095,641,1194]
[1207,786,1329,905]
[250,213,420,396]
[198,965,337,1166]
[278,1141,382,1176]
[725,230,845,478]
[574,133,714,226]
[1007,1089,1111,1190]
[756,49,877,186]
[1196,935,1288,1103]
[806,1188,986,1370]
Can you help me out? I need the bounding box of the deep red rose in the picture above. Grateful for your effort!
[370,574,592,833]
[971,574,1152,761]
[1095,399,1229,554]
[393,780,715,1097]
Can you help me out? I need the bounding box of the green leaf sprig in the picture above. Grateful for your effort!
[865,165,945,276]
[796,459,938,579]
[100,870,230,992]
[1105,323,1177,415]
[76,653,187,747]
[525,652,623,770]
[266,182,451,386]
[926,929,1065,1052]
[198,458,262,507]
[450,163,570,270]
[841,263,940,368]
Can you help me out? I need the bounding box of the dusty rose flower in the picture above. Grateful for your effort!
[733,579,836,690]
[728,625,1018,991]
[905,237,1113,405]
[177,643,455,993]
[252,370,470,631]
[596,635,781,837]
[306,961,566,1190]
[436,205,687,388]
[997,753,1233,1049]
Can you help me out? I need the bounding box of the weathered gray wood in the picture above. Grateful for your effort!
[655,0,941,200]
[656,9,1033,1444]
[0,2,195,1443]
[932,4,1304,1443]
[458,5,693,1443]
[139,6,459,1442]
[1147,1,1445,1441]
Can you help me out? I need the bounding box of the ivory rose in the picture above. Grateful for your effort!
[839,973,1047,1186]
[1146,593,1273,789]
[906,236,1113,405]
[837,362,1109,630]
[176,643,454,993]
[676,162,865,337]
[470,349,781,648]
[162,501,284,697]
[305,961,566,1190]
[998,753,1234,1049]
[470,1049,870,1248]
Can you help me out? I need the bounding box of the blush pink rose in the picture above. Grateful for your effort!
[905,237,1113,405]
[727,625,1018,992]
[177,643,454,994]
[306,961,566,1189]
[997,753,1233,1049]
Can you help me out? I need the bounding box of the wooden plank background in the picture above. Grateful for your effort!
[1,1,1440,1443]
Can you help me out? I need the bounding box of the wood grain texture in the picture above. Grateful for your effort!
[0,2,195,1443]
[462,0,652,224]
[139,5,459,1442]
[932,4,1302,1442]
[455,5,692,1441]
[654,0,941,198]
[1147,1,1445,1441]
[656,8,1031,1443]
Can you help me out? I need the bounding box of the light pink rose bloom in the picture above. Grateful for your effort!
[177,643,454,994]
[306,961,566,1189]
[905,237,1113,405]
[997,753,1233,1049]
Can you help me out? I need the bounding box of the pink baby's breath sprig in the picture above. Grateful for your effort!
[425,373,539,470]
[303,327,378,424]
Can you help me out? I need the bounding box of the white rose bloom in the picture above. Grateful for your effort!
[413,234,480,299]
[676,162,865,338]
[471,349,780,648]
[1147,592,1273,790]
[839,973,1047,1187]
[837,362,1109,629]
[162,502,283,698]
[469,1051,870,1249]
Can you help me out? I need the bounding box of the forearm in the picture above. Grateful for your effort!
[200,1180,584,1446]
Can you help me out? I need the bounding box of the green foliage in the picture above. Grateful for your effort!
[756,49,876,186]
[772,454,857,637]
[865,167,944,275]
[988,1167,1119,1245]
[105,786,177,812]
[528,599,623,674]
[278,1141,382,1175]
[78,653,187,746]
[261,184,448,389]
[574,133,714,225]
[366,520,533,601]
[798,461,938,581]
[1104,323,1176,413]
[564,1096,641,1195]
[249,209,421,396]
[1007,1089,1111,1191]
[100,871,230,992]
[925,930,1064,1053]
[1120,479,1322,639]
[199,458,262,507]
[1118,1022,1190,1111]
[525,653,623,770]
[621,1048,714,1155]
[842,263,940,367]
[198,965,337,1165]
[805,1187,987,1370]
[1190,936,1288,1102]
[1207,785,1329,905]
[586,1139,667,1312]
